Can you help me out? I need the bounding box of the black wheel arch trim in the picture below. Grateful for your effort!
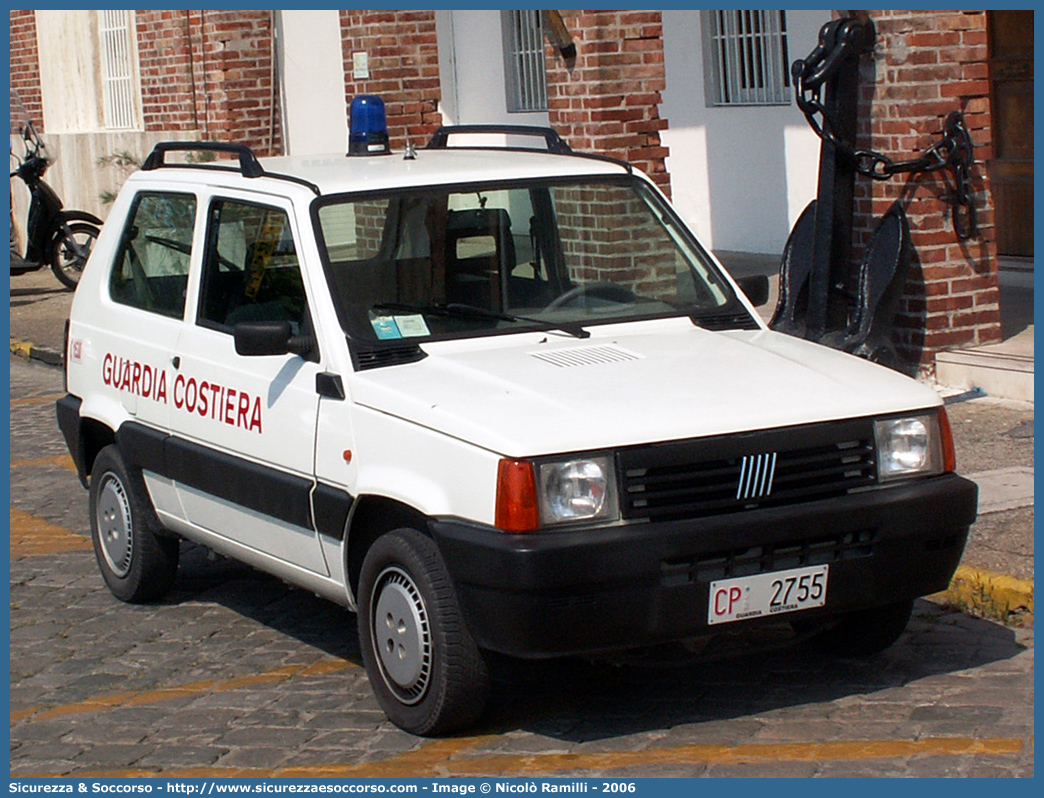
[56,395,88,487]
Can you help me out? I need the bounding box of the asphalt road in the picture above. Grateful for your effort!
[8,354,1034,778]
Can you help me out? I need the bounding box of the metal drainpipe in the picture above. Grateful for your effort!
[268,10,277,155]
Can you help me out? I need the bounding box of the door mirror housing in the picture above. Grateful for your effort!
[736,274,771,307]
[234,321,313,358]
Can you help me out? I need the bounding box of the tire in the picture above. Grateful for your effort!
[800,600,914,657]
[89,445,179,603]
[50,221,100,290]
[358,528,490,736]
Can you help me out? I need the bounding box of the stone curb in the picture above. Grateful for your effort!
[935,565,1035,624]
[10,336,63,367]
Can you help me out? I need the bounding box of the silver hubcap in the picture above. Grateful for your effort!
[97,473,133,577]
[371,566,432,705]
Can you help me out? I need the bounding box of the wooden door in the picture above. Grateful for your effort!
[988,10,1034,257]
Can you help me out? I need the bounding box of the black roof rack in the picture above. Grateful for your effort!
[142,141,263,175]
[426,125,573,154]
[140,141,321,196]
[424,125,634,174]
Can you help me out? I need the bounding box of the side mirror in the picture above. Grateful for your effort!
[736,274,771,308]
[233,321,313,358]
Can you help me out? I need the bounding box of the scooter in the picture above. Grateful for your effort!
[10,108,103,290]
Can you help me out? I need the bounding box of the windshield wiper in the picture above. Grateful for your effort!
[373,302,590,339]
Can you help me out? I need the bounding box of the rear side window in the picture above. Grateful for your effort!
[109,192,196,318]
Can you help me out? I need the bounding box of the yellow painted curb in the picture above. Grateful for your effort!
[10,336,63,366]
[10,336,33,358]
[934,565,1034,624]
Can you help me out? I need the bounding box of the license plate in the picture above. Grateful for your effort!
[707,564,829,625]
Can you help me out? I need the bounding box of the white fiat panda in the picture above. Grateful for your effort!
[57,123,977,736]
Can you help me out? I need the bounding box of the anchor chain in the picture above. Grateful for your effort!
[793,40,979,240]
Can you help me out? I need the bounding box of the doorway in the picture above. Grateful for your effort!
[987,10,1033,344]
[987,11,1033,259]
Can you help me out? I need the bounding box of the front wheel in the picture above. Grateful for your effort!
[51,221,100,290]
[796,599,915,657]
[89,445,179,603]
[358,528,490,736]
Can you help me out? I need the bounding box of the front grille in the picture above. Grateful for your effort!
[619,418,877,522]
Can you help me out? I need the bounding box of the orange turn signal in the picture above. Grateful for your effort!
[938,407,957,473]
[495,459,539,532]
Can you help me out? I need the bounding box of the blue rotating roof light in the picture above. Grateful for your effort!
[348,95,391,156]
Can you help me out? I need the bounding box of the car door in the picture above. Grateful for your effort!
[88,188,198,518]
[169,191,328,574]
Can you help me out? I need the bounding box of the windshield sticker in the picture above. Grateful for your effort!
[371,316,402,340]
[394,314,430,338]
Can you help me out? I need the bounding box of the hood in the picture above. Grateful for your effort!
[347,318,942,457]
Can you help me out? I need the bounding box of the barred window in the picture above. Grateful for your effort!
[502,10,548,113]
[98,10,139,129]
[703,10,791,106]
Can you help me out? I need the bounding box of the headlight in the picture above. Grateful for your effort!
[874,413,945,481]
[538,456,619,526]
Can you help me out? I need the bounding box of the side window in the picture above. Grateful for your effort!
[198,199,309,334]
[109,192,196,317]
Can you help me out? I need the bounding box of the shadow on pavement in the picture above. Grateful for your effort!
[477,601,1027,741]
[10,283,70,306]
[162,549,1026,741]
[166,542,362,663]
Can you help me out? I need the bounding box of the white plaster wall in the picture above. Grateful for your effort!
[435,10,549,130]
[276,10,349,156]
[35,10,104,134]
[661,9,829,255]
[10,130,199,238]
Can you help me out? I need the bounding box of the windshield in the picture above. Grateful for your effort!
[314,176,742,343]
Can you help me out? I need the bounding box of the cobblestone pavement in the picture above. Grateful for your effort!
[9,355,1034,778]
[945,399,1034,582]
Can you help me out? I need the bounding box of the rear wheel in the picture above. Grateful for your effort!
[89,445,179,603]
[358,528,490,736]
[50,221,100,289]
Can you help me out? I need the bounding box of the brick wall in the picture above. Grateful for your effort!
[138,10,283,154]
[338,11,442,151]
[545,10,672,198]
[555,184,677,299]
[188,10,282,155]
[854,10,1000,372]
[11,11,279,155]
[136,10,200,134]
[10,10,43,131]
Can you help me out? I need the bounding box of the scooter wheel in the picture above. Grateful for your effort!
[51,222,100,290]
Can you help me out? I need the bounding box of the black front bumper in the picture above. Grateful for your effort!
[430,473,977,658]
